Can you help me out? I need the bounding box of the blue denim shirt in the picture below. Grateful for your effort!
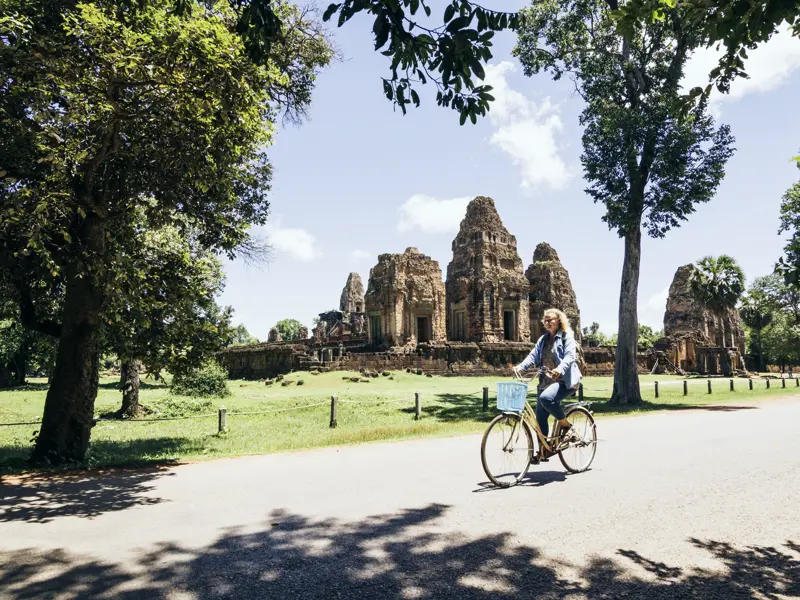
[517,330,582,389]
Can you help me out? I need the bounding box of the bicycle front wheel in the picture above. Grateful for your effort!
[558,406,597,473]
[481,413,534,488]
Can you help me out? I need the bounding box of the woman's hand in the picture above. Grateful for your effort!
[550,368,562,381]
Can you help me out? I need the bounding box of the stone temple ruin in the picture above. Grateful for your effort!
[656,265,747,376]
[526,242,587,373]
[446,196,530,343]
[220,195,741,380]
[364,248,446,349]
[220,195,600,379]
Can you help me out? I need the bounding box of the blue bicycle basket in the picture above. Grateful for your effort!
[496,382,529,412]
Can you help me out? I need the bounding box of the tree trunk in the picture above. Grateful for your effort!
[11,347,26,386]
[757,329,764,373]
[611,223,643,405]
[30,214,105,465]
[117,359,143,418]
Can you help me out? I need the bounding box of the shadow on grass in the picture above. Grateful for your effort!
[585,396,760,415]
[0,503,797,599]
[97,380,169,391]
[401,392,760,424]
[0,382,50,392]
[405,393,496,423]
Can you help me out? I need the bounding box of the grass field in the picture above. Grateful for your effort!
[1,370,798,473]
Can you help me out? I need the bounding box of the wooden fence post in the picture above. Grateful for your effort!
[782,377,786,389]
[482,386,489,412]
[796,377,799,387]
[654,381,659,399]
[766,379,770,389]
[707,380,712,394]
[415,392,421,420]
[218,407,227,434]
[579,383,584,402]
[730,379,734,392]
[683,380,688,396]
[330,395,338,428]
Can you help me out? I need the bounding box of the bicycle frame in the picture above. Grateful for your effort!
[503,369,593,456]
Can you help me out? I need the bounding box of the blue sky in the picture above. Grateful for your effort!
[219,12,800,340]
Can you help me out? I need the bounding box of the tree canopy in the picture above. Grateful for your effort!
[689,255,746,311]
[229,324,261,346]
[274,318,305,341]
[777,157,800,290]
[614,0,800,106]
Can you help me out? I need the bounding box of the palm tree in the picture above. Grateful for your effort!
[689,255,746,311]
[739,290,774,372]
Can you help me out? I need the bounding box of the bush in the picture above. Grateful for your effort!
[153,395,214,418]
[170,361,230,398]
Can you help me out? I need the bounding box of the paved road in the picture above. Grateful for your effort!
[1,397,799,599]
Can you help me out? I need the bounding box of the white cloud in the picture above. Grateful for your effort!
[350,249,371,263]
[636,286,670,330]
[263,218,322,262]
[397,194,472,234]
[646,286,670,313]
[484,62,572,190]
[683,25,800,114]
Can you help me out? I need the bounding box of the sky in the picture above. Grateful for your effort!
[218,9,800,341]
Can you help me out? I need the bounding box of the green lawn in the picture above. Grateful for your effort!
[1,370,797,473]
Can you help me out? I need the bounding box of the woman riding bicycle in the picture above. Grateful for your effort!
[513,308,582,442]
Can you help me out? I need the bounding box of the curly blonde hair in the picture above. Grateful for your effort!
[543,308,573,337]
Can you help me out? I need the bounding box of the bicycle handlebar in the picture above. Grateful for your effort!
[512,366,556,385]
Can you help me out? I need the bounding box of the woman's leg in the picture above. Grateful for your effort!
[536,383,573,437]
[536,383,563,437]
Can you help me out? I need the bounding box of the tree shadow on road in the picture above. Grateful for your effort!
[0,464,174,524]
[0,503,797,599]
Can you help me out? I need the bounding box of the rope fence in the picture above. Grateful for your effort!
[2,376,798,432]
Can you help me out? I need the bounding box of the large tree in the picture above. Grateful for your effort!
[0,0,331,463]
[760,312,800,372]
[104,217,237,417]
[740,280,775,373]
[274,318,305,341]
[514,0,734,405]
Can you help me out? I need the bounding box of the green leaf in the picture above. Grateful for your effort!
[444,3,455,23]
[469,56,485,80]
[373,17,389,50]
[424,5,431,17]
[447,15,471,32]
[410,89,420,107]
[459,110,467,126]
[322,3,340,22]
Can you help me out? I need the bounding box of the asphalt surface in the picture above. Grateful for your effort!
[1,396,799,599]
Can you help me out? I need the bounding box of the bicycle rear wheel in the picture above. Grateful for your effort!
[481,413,534,488]
[557,406,597,473]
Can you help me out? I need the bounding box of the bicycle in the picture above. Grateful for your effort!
[480,369,598,488]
